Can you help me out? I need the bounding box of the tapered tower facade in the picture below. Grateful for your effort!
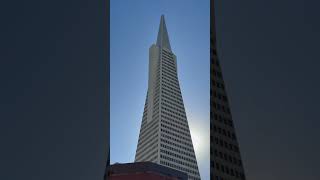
[210,1,246,180]
[134,15,201,180]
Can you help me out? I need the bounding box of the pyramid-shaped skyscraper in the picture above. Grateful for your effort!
[210,1,246,179]
[134,15,201,180]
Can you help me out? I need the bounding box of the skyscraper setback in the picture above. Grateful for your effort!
[134,15,201,180]
[210,1,246,180]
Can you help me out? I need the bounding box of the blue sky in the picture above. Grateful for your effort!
[110,0,209,179]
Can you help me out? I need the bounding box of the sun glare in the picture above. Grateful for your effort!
[189,119,210,161]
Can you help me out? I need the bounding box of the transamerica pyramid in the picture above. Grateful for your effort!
[134,15,201,180]
[210,1,246,180]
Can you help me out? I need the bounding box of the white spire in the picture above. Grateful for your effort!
[156,15,171,51]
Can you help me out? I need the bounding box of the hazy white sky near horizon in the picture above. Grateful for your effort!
[110,0,210,179]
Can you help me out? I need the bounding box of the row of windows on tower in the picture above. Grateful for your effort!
[161,118,189,135]
[161,123,190,139]
[212,102,231,114]
[212,149,243,167]
[162,63,175,73]
[163,74,176,85]
[162,53,173,61]
[161,67,177,81]
[162,92,179,105]
[139,117,157,134]
[162,88,182,102]
[162,54,174,64]
[153,101,160,111]
[160,154,197,171]
[162,60,176,73]
[163,93,183,106]
[162,82,181,96]
[160,160,200,180]
[137,145,158,162]
[162,133,192,148]
[212,113,234,128]
[137,129,158,152]
[162,66,176,79]
[162,107,185,118]
[137,124,156,144]
[152,110,159,120]
[137,120,158,143]
[162,111,186,123]
[162,101,185,115]
[162,49,173,57]
[213,125,237,141]
[162,53,174,62]
[160,149,197,165]
[212,90,228,102]
[160,154,197,172]
[213,137,240,153]
[211,58,223,81]
[162,114,187,128]
[163,97,184,110]
[136,137,157,158]
[161,128,190,143]
[162,48,172,54]
[162,71,177,84]
[161,138,193,153]
[162,68,178,82]
[160,143,195,159]
[212,161,245,180]
[136,134,158,159]
[162,90,182,103]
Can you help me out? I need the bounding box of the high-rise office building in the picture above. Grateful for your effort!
[134,15,201,180]
[210,1,246,180]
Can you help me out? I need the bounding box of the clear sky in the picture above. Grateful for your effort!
[110,0,210,179]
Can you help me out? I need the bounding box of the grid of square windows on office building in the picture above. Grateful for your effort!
[210,36,246,180]
[159,49,201,180]
[136,16,201,180]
